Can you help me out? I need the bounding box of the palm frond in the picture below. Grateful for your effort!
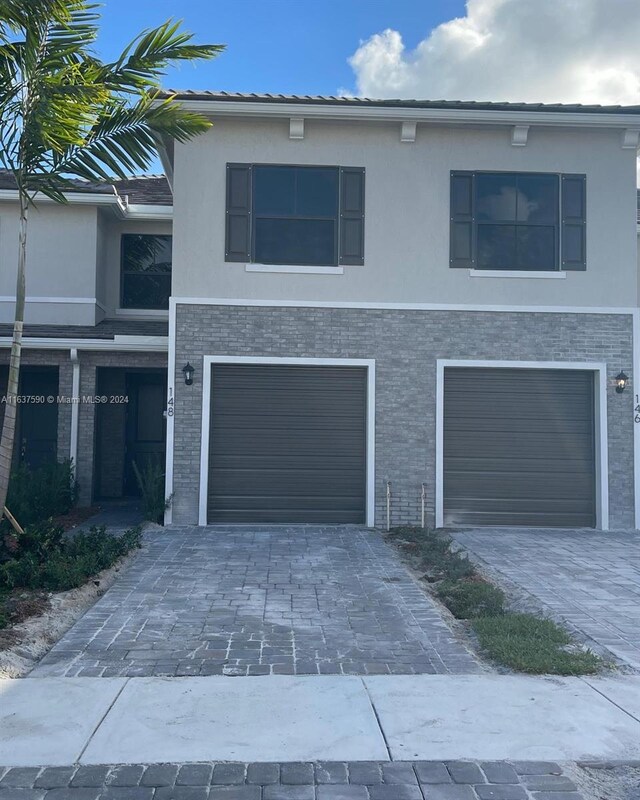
[100,19,224,90]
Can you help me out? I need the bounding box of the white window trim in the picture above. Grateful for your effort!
[245,264,344,275]
[435,359,609,531]
[468,270,567,280]
[197,355,376,527]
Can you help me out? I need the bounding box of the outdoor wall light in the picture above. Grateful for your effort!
[615,371,628,394]
[182,362,195,386]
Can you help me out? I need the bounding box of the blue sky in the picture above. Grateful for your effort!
[97,0,466,96]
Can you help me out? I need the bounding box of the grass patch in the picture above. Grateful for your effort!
[436,579,506,619]
[473,614,602,675]
[389,525,603,675]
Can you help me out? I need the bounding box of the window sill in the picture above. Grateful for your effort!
[468,269,567,279]
[245,264,344,275]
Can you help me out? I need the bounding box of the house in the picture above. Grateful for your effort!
[1,93,639,530]
[0,173,171,506]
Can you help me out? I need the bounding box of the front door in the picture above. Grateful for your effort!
[124,373,167,495]
[18,367,59,469]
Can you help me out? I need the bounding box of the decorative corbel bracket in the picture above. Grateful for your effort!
[511,125,529,146]
[289,117,305,140]
[622,128,640,149]
[400,121,417,143]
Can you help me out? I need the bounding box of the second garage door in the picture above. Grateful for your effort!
[443,367,596,528]
[208,364,367,523]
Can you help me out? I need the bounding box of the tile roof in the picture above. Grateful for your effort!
[158,90,640,115]
[0,171,172,206]
[112,175,172,206]
[0,319,169,339]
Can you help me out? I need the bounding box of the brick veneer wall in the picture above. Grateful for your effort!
[0,348,167,505]
[172,304,634,529]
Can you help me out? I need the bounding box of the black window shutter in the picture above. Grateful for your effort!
[225,164,252,262]
[561,174,586,271]
[449,171,474,268]
[339,167,365,265]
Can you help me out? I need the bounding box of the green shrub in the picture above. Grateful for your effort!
[132,458,171,523]
[0,524,142,592]
[437,579,506,619]
[4,460,76,530]
[473,613,603,675]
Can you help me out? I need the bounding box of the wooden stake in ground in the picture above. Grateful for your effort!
[3,506,24,535]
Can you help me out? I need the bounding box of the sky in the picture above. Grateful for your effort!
[95,0,640,176]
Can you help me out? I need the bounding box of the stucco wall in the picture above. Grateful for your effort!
[172,118,638,309]
[0,203,99,325]
[97,214,172,316]
[171,303,634,530]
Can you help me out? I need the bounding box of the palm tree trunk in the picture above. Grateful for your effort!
[0,195,28,516]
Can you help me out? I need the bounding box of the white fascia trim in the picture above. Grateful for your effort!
[435,359,610,531]
[164,297,177,524]
[172,296,635,316]
[198,355,376,528]
[0,335,168,352]
[0,189,124,209]
[469,270,567,280]
[174,99,640,131]
[0,296,97,305]
[122,204,173,221]
[245,264,344,275]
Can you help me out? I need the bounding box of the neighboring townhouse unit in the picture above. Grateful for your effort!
[0,174,171,505]
[161,92,640,531]
[1,93,639,531]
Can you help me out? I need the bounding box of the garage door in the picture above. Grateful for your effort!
[208,364,367,523]
[443,367,596,528]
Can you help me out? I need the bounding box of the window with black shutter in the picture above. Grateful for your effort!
[450,171,586,271]
[225,164,365,266]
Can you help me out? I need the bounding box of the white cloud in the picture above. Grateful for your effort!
[348,0,640,106]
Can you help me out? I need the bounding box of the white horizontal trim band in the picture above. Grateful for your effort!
[171,296,634,316]
[245,264,344,275]
[0,336,168,352]
[468,270,567,279]
[0,296,96,304]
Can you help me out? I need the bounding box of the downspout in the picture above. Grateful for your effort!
[69,348,80,474]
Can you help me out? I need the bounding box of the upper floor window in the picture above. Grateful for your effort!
[225,164,365,266]
[121,234,172,309]
[450,171,586,271]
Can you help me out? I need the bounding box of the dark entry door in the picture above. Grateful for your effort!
[443,367,596,528]
[208,364,367,523]
[124,373,167,495]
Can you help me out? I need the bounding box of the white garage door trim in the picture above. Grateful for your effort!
[435,359,609,530]
[199,356,376,527]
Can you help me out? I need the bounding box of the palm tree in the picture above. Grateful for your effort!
[0,0,223,521]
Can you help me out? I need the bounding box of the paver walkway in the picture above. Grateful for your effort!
[33,526,481,677]
[453,528,640,670]
[0,760,586,800]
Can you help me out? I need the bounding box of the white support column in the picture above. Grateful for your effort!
[69,348,80,472]
[634,310,640,529]
[164,298,177,524]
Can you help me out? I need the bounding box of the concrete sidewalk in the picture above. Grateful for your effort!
[2,674,640,766]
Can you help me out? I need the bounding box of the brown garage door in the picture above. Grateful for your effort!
[443,367,596,528]
[208,364,367,523]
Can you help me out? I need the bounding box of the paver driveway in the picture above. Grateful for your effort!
[453,528,640,671]
[32,526,481,677]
